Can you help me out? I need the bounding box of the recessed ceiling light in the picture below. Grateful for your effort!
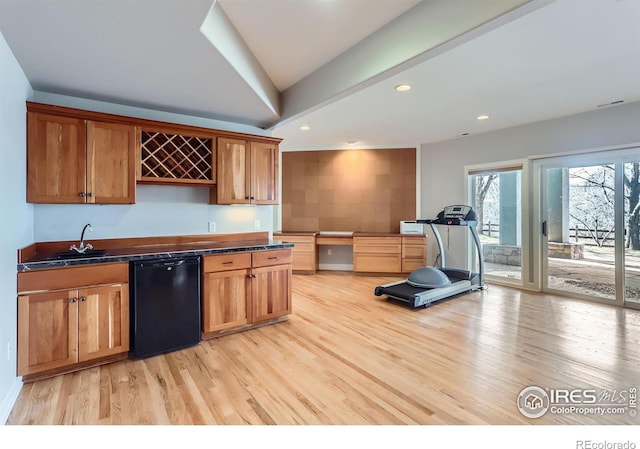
[395,84,411,92]
[476,115,490,120]
[299,124,310,131]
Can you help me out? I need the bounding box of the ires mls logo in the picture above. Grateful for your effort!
[517,385,638,419]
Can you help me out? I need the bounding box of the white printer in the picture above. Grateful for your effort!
[400,220,425,234]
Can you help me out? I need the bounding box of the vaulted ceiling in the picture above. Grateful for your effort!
[1,0,638,151]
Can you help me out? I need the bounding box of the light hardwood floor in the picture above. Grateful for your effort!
[7,272,640,425]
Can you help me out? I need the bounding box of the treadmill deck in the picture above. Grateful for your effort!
[374,279,473,308]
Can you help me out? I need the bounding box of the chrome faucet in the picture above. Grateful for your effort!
[69,223,94,254]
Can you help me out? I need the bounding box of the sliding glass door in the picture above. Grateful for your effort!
[624,161,640,305]
[542,163,617,302]
[537,150,640,309]
[468,166,523,284]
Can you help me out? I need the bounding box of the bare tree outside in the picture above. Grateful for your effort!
[474,174,497,237]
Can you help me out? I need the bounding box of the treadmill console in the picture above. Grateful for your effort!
[419,205,478,226]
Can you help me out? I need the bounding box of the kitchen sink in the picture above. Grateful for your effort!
[49,249,107,260]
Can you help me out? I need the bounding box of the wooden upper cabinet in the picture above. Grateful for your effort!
[213,137,279,205]
[250,141,278,205]
[86,121,136,204]
[27,112,86,203]
[26,111,136,204]
[216,137,250,204]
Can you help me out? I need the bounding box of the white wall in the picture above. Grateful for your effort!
[0,30,33,423]
[34,185,274,241]
[29,93,277,242]
[420,101,640,269]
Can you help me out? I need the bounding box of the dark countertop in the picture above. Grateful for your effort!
[17,238,294,272]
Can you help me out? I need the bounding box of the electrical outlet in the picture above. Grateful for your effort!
[208,221,216,233]
[254,220,260,230]
[328,249,332,256]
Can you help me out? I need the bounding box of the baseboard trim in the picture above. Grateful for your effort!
[0,377,22,424]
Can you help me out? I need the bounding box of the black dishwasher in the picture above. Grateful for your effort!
[130,256,201,359]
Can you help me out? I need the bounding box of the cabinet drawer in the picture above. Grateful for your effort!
[354,254,401,273]
[17,262,128,294]
[203,253,251,273]
[402,244,426,259]
[402,259,426,273]
[252,249,292,268]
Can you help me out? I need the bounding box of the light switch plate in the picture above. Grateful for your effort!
[208,221,216,232]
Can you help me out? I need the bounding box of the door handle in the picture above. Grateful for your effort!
[541,220,548,237]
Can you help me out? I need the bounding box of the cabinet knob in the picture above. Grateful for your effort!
[80,296,87,302]
[86,192,94,198]
[70,297,77,303]
[78,192,85,197]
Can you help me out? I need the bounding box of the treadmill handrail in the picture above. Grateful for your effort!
[428,221,484,287]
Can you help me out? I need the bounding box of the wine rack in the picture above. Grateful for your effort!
[139,130,215,185]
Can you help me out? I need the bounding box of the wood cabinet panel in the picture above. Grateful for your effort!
[202,249,292,337]
[17,290,78,376]
[353,254,402,273]
[250,141,278,205]
[213,138,279,205]
[252,249,292,268]
[274,234,317,273]
[202,253,251,273]
[26,110,136,204]
[87,121,136,204]
[216,137,250,204]
[78,284,129,362]
[27,112,86,203]
[17,263,130,378]
[353,236,402,273]
[251,264,292,323]
[202,269,250,333]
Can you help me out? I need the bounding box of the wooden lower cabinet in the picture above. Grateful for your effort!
[202,249,292,338]
[17,263,130,380]
[251,264,292,323]
[202,253,251,333]
[353,236,402,273]
[273,233,317,273]
[17,283,129,378]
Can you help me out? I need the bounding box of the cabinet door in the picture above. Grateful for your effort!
[202,269,250,333]
[77,284,130,362]
[86,121,136,204]
[250,141,279,205]
[217,137,250,204]
[27,112,86,203]
[251,264,292,323]
[17,290,79,376]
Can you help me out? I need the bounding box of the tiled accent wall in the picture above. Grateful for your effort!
[282,148,416,233]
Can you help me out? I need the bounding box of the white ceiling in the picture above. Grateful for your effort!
[0,0,638,151]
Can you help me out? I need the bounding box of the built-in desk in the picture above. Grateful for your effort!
[275,232,427,274]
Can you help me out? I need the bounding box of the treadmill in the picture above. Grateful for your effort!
[374,205,485,308]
